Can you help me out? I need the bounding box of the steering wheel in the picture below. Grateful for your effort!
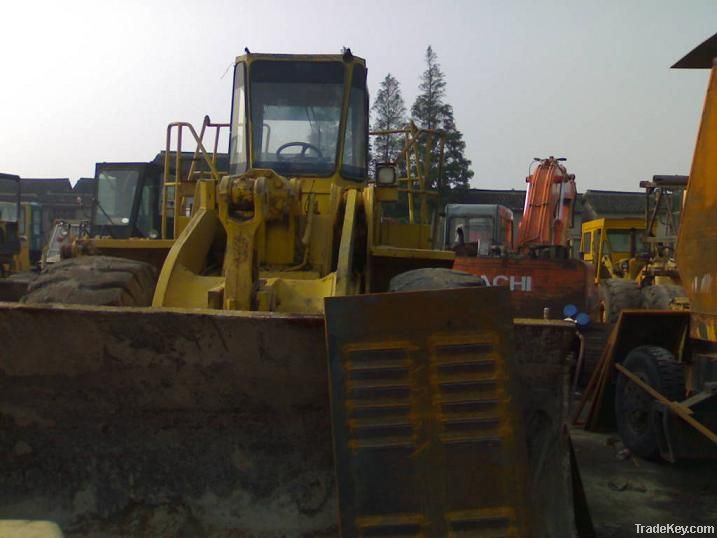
[276,141,324,161]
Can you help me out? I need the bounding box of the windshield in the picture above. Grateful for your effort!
[95,169,140,225]
[606,229,645,253]
[449,216,495,255]
[0,201,18,222]
[250,61,345,176]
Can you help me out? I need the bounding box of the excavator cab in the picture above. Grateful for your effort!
[443,203,514,255]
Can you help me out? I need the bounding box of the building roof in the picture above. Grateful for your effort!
[450,189,527,212]
[581,189,645,218]
[73,177,96,194]
[19,178,72,196]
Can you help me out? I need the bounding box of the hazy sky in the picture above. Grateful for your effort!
[1,0,714,191]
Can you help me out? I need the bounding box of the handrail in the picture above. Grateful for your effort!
[162,116,230,239]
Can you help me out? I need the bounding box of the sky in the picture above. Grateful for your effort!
[1,0,714,191]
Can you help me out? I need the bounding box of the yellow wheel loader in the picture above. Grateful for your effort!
[0,52,587,537]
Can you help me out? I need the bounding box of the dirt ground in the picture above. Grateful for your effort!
[571,428,717,537]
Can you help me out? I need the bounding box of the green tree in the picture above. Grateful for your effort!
[441,107,473,189]
[371,73,407,163]
[411,45,473,190]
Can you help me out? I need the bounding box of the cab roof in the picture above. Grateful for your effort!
[234,52,366,67]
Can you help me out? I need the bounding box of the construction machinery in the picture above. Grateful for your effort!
[21,119,229,306]
[451,158,597,320]
[635,174,688,310]
[443,203,514,257]
[0,52,585,536]
[516,156,577,258]
[580,217,646,322]
[580,175,688,322]
[40,220,89,268]
[579,33,717,462]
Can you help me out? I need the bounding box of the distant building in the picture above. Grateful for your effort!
[0,176,95,246]
[580,190,646,220]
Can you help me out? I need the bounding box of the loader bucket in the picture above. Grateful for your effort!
[324,288,586,537]
[0,293,584,537]
[0,302,336,537]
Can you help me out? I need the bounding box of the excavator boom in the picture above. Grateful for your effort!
[516,157,576,256]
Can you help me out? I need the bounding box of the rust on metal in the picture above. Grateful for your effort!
[325,287,582,537]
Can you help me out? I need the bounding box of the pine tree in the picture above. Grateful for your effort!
[411,46,449,131]
[371,73,407,164]
[411,46,473,190]
[441,107,473,190]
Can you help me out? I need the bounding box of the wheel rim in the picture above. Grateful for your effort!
[621,369,652,435]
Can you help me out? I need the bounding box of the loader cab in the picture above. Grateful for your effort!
[580,218,647,281]
[443,203,514,256]
[229,53,369,185]
[92,162,162,240]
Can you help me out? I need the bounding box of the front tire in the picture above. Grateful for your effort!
[598,279,641,323]
[614,345,684,459]
[22,255,157,306]
[640,284,686,310]
[388,267,486,292]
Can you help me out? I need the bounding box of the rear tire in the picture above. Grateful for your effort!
[614,346,684,460]
[22,255,157,306]
[388,267,486,292]
[598,279,641,323]
[640,284,686,310]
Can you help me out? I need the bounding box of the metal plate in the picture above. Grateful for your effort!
[325,287,534,537]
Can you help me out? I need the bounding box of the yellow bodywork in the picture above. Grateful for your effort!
[581,217,646,283]
[677,60,717,340]
[152,53,453,314]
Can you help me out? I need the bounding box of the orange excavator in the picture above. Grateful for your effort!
[516,156,577,258]
[452,157,595,320]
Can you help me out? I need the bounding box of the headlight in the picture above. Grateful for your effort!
[376,164,397,186]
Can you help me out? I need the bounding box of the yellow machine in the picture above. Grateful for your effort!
[0,52,585,536]
[583,33,717,462]
[581,182,688,322]
[580,217,646,283]
[580,217,646,321]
